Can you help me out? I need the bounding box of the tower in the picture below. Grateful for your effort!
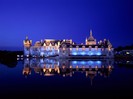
[23,36,32,57]
[85,29,96,45]
[107,40,114,58]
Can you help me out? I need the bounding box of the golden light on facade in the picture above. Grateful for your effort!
[54,67,58,71]
[22,67,31,75]
[49,68,52,72]
[108,47,111,51]
[57,69,60,74]
[43,68,46,72]
[44,74,54,76]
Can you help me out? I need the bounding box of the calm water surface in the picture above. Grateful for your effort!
[0,58,133,98]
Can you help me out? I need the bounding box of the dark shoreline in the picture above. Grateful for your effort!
[0,50,23,67]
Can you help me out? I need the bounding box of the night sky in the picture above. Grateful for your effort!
[0,0,133,50]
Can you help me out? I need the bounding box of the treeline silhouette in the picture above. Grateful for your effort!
[114,44,133,60]
[0,50,23,67]
[114,44,133,51]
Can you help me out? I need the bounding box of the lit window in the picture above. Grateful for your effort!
[95,46,98,51]
[82,46,85,50]
[76,46,79,51]
[89,46,91,51]
[108,48,111,51]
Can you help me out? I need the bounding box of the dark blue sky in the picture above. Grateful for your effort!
[0,0,133,50]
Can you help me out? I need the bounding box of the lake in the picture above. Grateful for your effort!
[0,58,133,98]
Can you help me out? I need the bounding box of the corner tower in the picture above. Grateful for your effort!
[23,36,32,57]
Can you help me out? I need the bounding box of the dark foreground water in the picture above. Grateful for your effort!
[0,58,133,99]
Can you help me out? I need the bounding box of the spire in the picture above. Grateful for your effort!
[88,29,95,41]
[107,40,112,48]
[90,29,92,37]
[26,36,28,40]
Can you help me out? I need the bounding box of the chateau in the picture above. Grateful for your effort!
[23,30,114,58]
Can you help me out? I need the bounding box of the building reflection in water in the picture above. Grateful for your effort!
[23,58,113,84]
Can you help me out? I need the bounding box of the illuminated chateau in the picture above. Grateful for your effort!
[23,30,114,58]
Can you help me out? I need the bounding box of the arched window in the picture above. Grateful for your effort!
[95,46,98,51]
[89,46,92,51]
[76,46,79,51]
[82,46,85,51]
[70,45,72,50]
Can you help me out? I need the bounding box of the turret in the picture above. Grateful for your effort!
[23,36,32,57]
[85,37,87,45]
[107,40,112,48]
[23,36,32,48]
[90,29,92,36]
[86,29,96,45]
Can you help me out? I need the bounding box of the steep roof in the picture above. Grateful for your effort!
[87,30,95,41]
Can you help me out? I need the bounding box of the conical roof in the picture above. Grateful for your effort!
[88,30,95,41]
